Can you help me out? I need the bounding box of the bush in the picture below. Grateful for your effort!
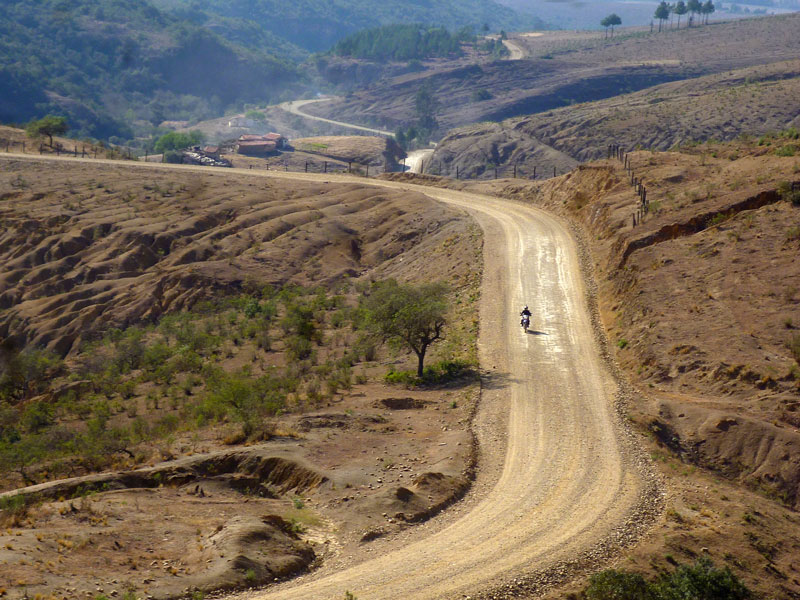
[585,559,750,600]
[286,335,313,361]
[777,181,800,206]
[0,347,63,402]
[586,570,650,600]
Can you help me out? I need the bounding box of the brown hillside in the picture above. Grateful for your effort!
[305,14,800,134]
[0,157,483,600]
[0,158,464,356]
[428,59,800,177]
[291,135,405,167]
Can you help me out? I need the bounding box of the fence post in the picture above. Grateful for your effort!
[324,161,327,173]
[420,160,423,174]
[40,143,43,155]
[366,164,369,177]
[305,161,308,173]
[553,166,556,178]
[494,167,498,179]
[456,166,459,179]
[513,164,517,178]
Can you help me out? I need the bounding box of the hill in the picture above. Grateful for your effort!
[304,13,800,138]
[426,59,800,177]
[402,138,800,598]
[0,156,482,598]
[151,0,545,53]
[0,0,303,141]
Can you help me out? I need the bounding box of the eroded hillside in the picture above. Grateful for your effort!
[0,159,464,356]
[428,59,800,177]
[0,158,483,599]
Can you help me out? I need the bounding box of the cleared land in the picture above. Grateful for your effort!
[427,59,800,177]
[303,14,800,134]
[0,157,483,599]
[0,157,656,600]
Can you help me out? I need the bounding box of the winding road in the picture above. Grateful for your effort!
[279,99,395,137]
[2,155,654,599]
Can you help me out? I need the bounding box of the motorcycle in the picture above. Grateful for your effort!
[520,314,530,333]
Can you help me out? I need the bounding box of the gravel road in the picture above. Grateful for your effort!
[278,99,395,137]
[232,181,656,599]
[2,155,658,599]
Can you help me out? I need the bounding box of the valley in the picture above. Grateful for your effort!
[3,4,800,600]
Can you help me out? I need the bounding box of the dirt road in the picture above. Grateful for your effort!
[1,155,656,599]
[235,182,652,600]
[278,99,395,137]
[502,38,526,60]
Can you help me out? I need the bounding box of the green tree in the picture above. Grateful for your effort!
[244,109,267,122]
[605,13,622,37]
[361,280,448,378]
[153,130,205,153]
[25,115,69,147]
[653,557,750,600]
[586,570,651,600]
[654,1,671,31]
[674,0,688,28]
[415,83,440,132]
[687,0,702,25]
[701,0,715,23]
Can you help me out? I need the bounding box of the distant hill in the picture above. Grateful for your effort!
[427,58,800,177]
[151,0,545,53]
[0,0,303,141]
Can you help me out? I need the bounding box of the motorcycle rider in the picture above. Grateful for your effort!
[520,305,531,327]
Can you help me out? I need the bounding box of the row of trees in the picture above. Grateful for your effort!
[655,0,715,31]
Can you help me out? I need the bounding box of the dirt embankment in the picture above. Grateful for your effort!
[290,135,405,168]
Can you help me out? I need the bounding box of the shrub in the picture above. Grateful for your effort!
[0,347,63,401]
[777,181,800,206]
[286,335,313,361]
[584,559,751,600]
[585,569,650,600]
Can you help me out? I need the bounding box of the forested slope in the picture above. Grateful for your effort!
[152,0,545,53]
[0,0,302,140]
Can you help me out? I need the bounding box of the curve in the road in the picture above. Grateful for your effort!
[239,182,649,600]
[1,155,657,600]
[279,99,395,137]
[502,39,526,60]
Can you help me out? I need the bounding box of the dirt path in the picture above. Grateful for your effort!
[403,148,434,173]
[502,38,526,60]
[278,99,395,137]
[1,155,656,599]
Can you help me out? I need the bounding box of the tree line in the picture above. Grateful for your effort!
[601,0,714,37]
[331,23,477,62]
[654,0,715,31]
